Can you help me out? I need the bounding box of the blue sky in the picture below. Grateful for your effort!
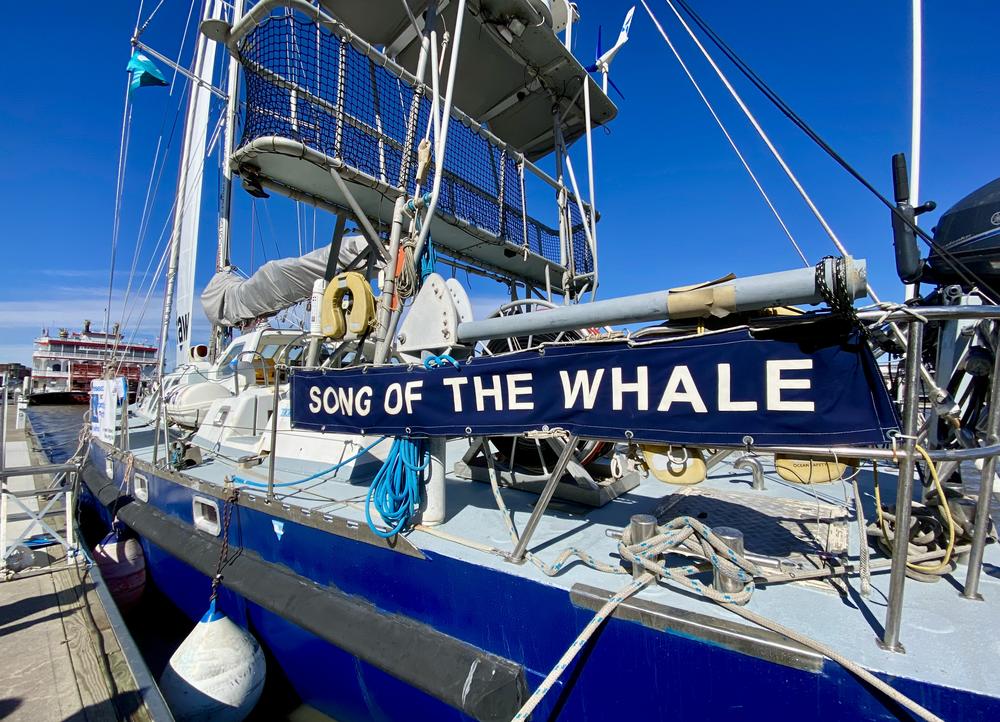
[1,1,998,366]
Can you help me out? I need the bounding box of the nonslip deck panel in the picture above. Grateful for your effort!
[81,462,527,722]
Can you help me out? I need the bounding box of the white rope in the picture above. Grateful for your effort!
[656,0,850,260]
[104,79,134,363]
[511,574,652,720]
[640,1,808,267]
[726,604,943,722]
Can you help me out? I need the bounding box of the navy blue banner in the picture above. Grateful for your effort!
[290,328,898,446]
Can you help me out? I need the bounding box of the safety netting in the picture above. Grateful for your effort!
[238,12,594,276]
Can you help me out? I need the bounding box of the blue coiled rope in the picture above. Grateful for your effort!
[365,438,429,538]
[422,353,459,369]
[232,435,388,488]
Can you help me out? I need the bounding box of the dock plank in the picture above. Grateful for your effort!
[1,403,159,722]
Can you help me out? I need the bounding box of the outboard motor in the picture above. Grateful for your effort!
[923,176,1000,294]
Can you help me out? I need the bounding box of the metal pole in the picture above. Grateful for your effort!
[457,258,867,342]
[266,366,284,501]
[373,197,407,364]
[1,376,7,563]
[420,437,447,526]
[210,0,245,360]
[881,320,924,652]
[509,435,578,563]
[1,374,7,473]
[962,324,1000,599]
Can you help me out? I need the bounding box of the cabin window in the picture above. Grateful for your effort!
[217,343,245,378]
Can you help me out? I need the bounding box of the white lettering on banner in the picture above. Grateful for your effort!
[612,366,648,411]
[356,387,372,416]
[717,363,758,411]
[404,381,423,414]
[308,384,373,416]
[657,365,708,413]
[560,369,604,409]
[384,383,403,415]
[443,376,468,412]
[302,356,819,423]
[474,375,504,412]
[766,359,814,411]
[507,373,534,411]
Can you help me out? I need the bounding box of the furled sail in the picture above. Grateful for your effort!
[201,236,369,327]
[171,0,223,364]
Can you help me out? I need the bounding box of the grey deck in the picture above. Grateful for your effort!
[124,408,1000,701]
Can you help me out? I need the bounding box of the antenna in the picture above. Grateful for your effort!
[585,6,635,100]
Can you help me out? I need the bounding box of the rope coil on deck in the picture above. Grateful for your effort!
[618,516,759,605]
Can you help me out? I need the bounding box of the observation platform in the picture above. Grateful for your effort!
[226,4,599,290]
[317,0,617,157]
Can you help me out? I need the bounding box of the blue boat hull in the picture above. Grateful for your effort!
[85,441,998,722]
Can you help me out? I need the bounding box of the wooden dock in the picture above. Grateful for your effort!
[0,400,172,721]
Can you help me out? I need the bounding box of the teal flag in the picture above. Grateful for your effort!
[127,50,168,93]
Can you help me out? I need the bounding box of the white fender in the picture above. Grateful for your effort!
[159,603,266,722]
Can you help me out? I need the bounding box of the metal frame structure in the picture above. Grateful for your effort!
[0,385,81,571]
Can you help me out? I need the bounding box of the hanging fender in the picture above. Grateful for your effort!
[320,272,376,339]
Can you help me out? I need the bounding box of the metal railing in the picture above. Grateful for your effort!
[231,4,595,278]
[0,383,81,571]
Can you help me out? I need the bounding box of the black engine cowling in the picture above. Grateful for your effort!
[924,177,1000,292]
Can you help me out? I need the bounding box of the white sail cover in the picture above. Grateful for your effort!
[201,236,369,327]
[172,0,222,364]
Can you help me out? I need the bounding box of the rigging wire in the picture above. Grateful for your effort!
[114,68,192,354]
[657,0,851,264]
[667,0,998,302]
[109,0,199,363]
[638,1,808,267]
[104,80,134,361]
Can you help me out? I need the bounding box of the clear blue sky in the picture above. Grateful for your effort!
[1,1,998,366]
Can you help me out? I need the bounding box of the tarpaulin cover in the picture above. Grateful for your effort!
[201,235,369,327]
[289,326,898,447]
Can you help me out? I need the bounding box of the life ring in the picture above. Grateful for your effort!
[320,272,376,339]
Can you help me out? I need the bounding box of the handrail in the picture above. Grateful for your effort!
[205,0,583,201]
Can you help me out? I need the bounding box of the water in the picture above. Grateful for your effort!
[26,405,88,462]
[26,405,320,721]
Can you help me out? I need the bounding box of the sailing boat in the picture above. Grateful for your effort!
[82,1,1000,721]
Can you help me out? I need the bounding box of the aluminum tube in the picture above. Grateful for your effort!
[0,379,6,474]
[963,326,1000,599]
[882,320,924,652]
[373,197,407,364]
[743,443,1000,463]
[0,463,80,480]
[457,258,866,342]
[328,166,387,262]
[509,435,578,563]
[267,369,283,502]
[855,306,1000,323]
[419,437,447,526]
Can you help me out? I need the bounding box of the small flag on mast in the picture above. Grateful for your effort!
[127,50,168,92]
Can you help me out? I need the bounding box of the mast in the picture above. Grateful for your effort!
[905,0,923,301]
[211,0,244,361]
[156,0,222,374]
